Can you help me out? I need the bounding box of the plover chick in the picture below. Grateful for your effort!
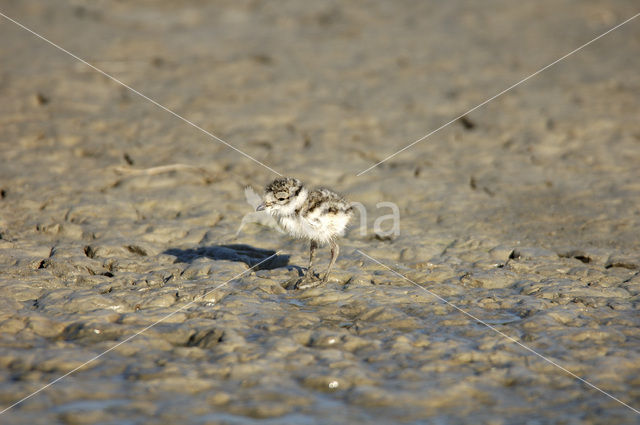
[257,177,353,289]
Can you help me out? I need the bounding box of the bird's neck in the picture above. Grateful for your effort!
[276,187,308,217]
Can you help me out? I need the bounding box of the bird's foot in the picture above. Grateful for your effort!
[296,276,324,290]
[283,272,322,290]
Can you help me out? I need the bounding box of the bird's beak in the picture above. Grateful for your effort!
[256,203,266,212]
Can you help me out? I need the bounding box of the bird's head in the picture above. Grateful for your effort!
[257,177,305,216]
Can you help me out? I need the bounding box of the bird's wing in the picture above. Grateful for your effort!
[235,212,285,236]
[244,186,263,209]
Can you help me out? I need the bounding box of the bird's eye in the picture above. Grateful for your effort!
[277,197,286,201]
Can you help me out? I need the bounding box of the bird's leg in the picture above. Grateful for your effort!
[292,241,324,289]
[304,240,318,280]
[322,240,339,283]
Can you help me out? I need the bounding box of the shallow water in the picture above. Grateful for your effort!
[1,0,640,424]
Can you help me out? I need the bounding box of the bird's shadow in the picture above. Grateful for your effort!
[164,244,291,271]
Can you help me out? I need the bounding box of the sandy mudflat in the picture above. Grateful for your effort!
[1,0,640,423]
